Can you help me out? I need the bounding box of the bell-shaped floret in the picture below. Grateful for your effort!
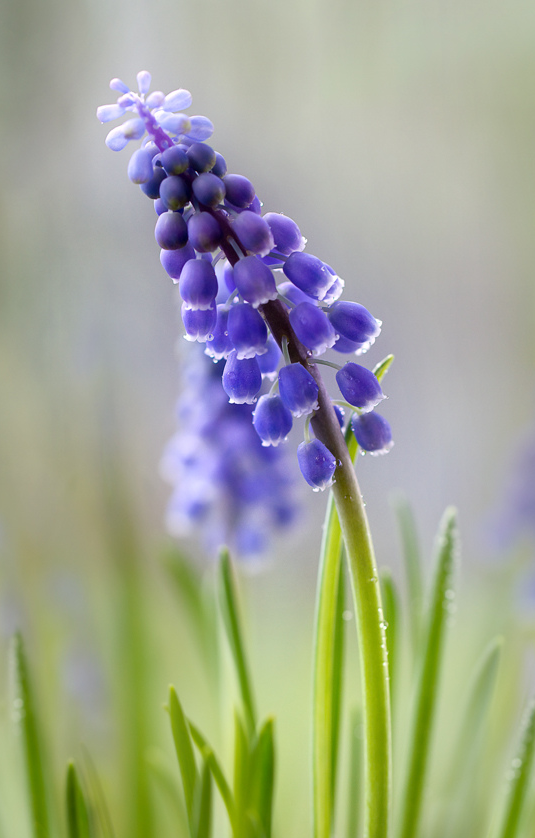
[351,411,393,455]
[289,303,338,356]
[328,301,381,353]
[253,394,293,447]
[205,306,233,360]
[180,260,218,310]
[182,302,217,342]
[263,213,306,255]
[278,363,319,417]
[160,243,196,281]
[159,175,191,210]
[155,211,188,250]
[192,172,226,207]
[127,148,154,183]
[233,255,278,307]
[277,281,318,308]
[212,153,227,177]
[223,174,255,208]
[227,303,268,359]
[222,351,262,404]
[321,272,344,305]
[232,212,275,257]
[188,212,223,252]
[160,145,189,175]
[335,363,384,412]
[257,336,282,380]
[186,142,216,172]
[282,252,334,301]
[140,166,167,199]
[297,439,337,491]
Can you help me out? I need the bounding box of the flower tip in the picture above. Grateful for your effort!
[136,70,152,95]
[109,77,130,94]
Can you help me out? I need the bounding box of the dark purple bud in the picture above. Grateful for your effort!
[192,172,226,207]
[336,363,384,412]
[180,260,218,310]
[253,394,293,447]
[233,255,278,307]
[188,211,223,252]
[232,212,274,257]
[160,145,189,175]
[127,148,154,183]
[332,334,363,354]
[187,142,216,173]
[212,152,227,177]
[257,336,282,379]
[277,281,318,308]
[283,252,334,300]
[215,259,236,295]
[227,303,268,359]
[204,306,233,359]
[328,301,381,353]
[160,243,196,281]
[333,404,345,428]
[289,302,338,356]
[351,412,393,455]
[223,174,256,208]
[154,198,167,216]
[322,274,345,305]
[278,363,319,417]
[222,351,262,404]
[140,165,167,199]
[297,439,337,491]
[159,175,191,211]
[181,301,217,342]
[263,212,306,256]
[155,211,189,250]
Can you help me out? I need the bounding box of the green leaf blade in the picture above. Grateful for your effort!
[168,687,198,825]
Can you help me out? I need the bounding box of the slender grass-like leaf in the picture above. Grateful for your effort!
[167,687,198,824]
[372,354,395,382]
[10,633,50,838]
[380,568,399,708]
[192,757,212,838]
[398,507,459,838]
[250,718,276,838]
[330,561,346,811]
[219,549,257,735]
[233,712,252,838]
[393,494,423,656]
[80,747,116,838]
[346,707,362,838]
[189,721,236,829]
[490,697,535,838]
[65,762,91,838]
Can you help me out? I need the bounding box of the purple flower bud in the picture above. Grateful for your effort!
[205,306,233,359]
[181,301,217,342]
[263,212,306,256]
[222,351,262,404]
[187,142,216,172]
[163,88,193,111]
[321,273,344,305]
[232,212,275,257]
[127,148,154,183]
[212,153,227,177]
[257,336,282,380]
[160,145,189,175]
[154,198,167,216]
[297,439,337,491]
[155,211,189,250]
[289,302,338,356]
[227,303,268,359]
[233,255,278,307]
[140,166,167,199]
[180,260,218,310]
[333,404,345,428]
[215,259,236,296]
[188,211,223,252]
[283,252,334,301]
[159,175,191,211]
[253,394,293,446]
[192,172,226,207]
[277,281,318,308]
[328,301,381,353]
[223,174,255,208]
[332,334,363,354]
[278,364,319,417]
[160,243,196,281]
[336,363,384,412]
[351,411,393,455]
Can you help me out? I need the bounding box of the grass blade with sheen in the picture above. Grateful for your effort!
[250,718,276,838]
[490,697,535,838]
[167,687,198,827]
[189,721,236,830]
[192,757,212,838]
[65,762,91,838]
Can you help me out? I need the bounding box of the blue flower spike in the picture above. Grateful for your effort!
[99,71,394,490]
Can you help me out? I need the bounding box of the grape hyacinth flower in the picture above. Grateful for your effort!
[160,348,299,560]
[99,71,395,838]
[97,71,393,489]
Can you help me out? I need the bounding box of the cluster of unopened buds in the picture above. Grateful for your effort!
[98,72,393,493]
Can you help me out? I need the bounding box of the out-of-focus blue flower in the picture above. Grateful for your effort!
[99,72,393,491]
[160,349,299,560]
[487,426,535,552]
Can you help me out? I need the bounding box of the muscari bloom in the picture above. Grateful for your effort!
[98,72,393,493]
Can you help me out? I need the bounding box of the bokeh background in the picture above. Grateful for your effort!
[1,0,535,834]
